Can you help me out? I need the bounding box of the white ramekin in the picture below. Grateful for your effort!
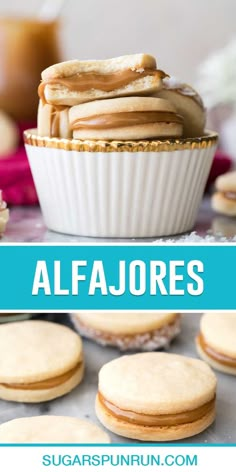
[24,130,218,238]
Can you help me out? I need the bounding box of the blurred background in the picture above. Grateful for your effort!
[0,0,235,82]
[0,0,235,207]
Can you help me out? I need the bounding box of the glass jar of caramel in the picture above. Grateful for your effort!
[0,17,61,121]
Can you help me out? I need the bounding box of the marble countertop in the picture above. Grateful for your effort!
[0,313,235,444]
[2,197,236,243]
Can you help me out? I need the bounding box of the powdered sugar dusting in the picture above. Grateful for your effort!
[153,231,236,243]
[163,76,200,98]
[131,67,145,73]
[163,76,184,90]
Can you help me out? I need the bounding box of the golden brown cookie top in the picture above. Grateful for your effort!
[98,352,217,415]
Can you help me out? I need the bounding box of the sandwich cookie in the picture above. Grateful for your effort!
[39,54,165,106]
[196,312,236,375]
[212,171,236,216]
[71,312,181,351]
[0,416,110,443]
[155,76,205,137]
[37,100,72,138]
[69,96,183,140]
[211,216,236,239]
[0,320,84,402]
[96,352,217,441]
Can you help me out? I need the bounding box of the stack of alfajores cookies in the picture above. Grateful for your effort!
[37,53,205,141]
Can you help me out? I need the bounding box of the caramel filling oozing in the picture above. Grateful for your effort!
[223,192,236,201]
[50,109,60,137]
[198,334,236,367]
[98,392,215,426]
[0,362,82,391]
[38,68,166,103]
[72,111,183,130]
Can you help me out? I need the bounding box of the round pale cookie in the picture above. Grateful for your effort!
[69,96,183,140]
[42,54,157,81]
[212,216,236,238]
[96,352,217,441]
[211,192,236,216]
[40,54,163,106]
[0,320,84,402]
[0,110,18,156]
[196,312,236,375]
[0,416,110,443]
[215,171,236,193]
[155,77,205,138]
[71,312,181,351]
[72,122,182,140]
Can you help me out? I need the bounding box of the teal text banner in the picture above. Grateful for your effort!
[0,244,235,310]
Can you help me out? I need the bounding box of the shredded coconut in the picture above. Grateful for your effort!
[71,316,181,352]
[163,76,184,90]
[163,76,199,97]
[131,67,144,73]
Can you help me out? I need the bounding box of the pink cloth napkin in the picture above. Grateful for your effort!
[0,122,38,205]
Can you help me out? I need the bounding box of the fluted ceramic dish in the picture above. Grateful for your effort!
[24,130,218,238]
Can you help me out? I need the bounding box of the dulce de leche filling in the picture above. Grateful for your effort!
[223,192,236,201]
[72,111,183,130]
[198,334,236,367]
[48,109,60,137]
[38,68,166,103]
[98,392,215,426]
[0,361,82,391]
